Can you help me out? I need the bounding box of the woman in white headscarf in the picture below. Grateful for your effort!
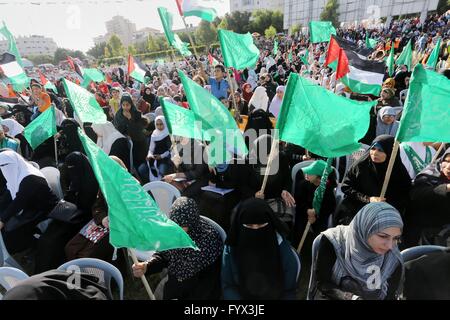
[376,106,400,137]
[248,86,269,113]
[311,202,404,300]
[91,122,130,170]
[268,86,285,119]
[247,69,258,90]
[244,87,273,139]
[0,149,59,254]
[138,116,173,183]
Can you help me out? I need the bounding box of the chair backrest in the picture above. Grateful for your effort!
[401,245,447,263]
[307,233,323,300]
[344,144,370,178]
[143,181,181,216]
[29,161,40,169]
[0,267,29,294]
[40,166,64,200]
[201,215,227,243]
[0,233,23,270]
[127,138,136,175]
[291,160,315,193]
[289,246,301,283]
[399,89,408,104]
[57,258,124,300]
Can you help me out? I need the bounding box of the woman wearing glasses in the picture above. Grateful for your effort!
[336,135,412,225]
[312,202,404,300]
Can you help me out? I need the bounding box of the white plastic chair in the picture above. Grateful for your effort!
[0,232,23,271]
[201,215,227,243]
[132,181,182,261]
[289,246,301,283]
[40,166,64,200]
[143,181,181,216]
[401,245,447,263]
[57,258,124,300]
[290,160,315,194]
[399,89,408,105]
[29,161,40,169]
[307,233,323,300]
[0,267,29,298]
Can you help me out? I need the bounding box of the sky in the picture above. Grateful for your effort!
[0,0,230,53]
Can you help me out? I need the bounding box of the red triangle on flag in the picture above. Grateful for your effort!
[38,70,48,86]
[336,48,350,80]
[128,54,135,75]
[175,0,184,16]
[325,36,340,67]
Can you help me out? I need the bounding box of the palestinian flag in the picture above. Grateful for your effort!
[175,0,218,22]
[208,53,219,67]
[324,36,349,80]
[326,36,385,96]
[128,54,147,83]
[67,56,85,78]
[0,52,30,91]
[38,70,58,92]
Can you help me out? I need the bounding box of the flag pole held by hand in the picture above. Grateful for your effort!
[259,135,279,194]
[430,143,445,164]
[128,249,156,300]
[380,140,400,199]
[297,222,311,254]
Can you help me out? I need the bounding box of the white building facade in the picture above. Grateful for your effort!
[230,0,284,13]
[0,35,58,56]
[284,0,440,31]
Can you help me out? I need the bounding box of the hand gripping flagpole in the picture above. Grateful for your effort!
[128,249,156,300]
[259,131,279,195]
[430,143,445,164]
[380,140,400,199]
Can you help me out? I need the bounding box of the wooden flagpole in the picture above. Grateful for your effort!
[128,249,156,300]
[259,135,279,194]
[181,16,200,59]
[431,143,445,164]
[54,135,58,165]
[379,140,400,199]
[297,222,311,254]
[226,69,241,123]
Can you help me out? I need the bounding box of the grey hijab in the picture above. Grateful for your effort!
[322,202,404,300]
[376,106,400,137]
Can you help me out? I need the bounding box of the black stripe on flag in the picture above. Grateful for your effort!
[0,52,17,66]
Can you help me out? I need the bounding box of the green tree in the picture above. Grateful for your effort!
[155,36,170,51]
[177,32,191,44]
[127,45,136,55]
[290,23,302,35]
[87,42,107,59]
[25,55,54,65]
[264,25,277,39]
[134,40,148,54]
[195,20,217,45]
[250,10,284,34]
[104,45,112,58]
[320,0,340,28]
[53,48,86,64]
[218,17,229,30]
[212,16,222,28]
[436,0,450,14]
[147,35,158,52]
[107,34,126,57]
[225,11,252,34]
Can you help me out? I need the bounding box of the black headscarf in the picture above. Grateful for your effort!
[227,198,289,299]
[63,152,99,215]
[60,119,83,155]
[357,135,410,185]
[161,197,223,282]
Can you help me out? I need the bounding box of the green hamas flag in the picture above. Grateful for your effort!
[77,129,198,251]
[396,64,450,143]
[0,22,24,68]
[81,68,105,88]
[62,79,107,124]
[386,45,395,77]
[178,70,248,165]
[312,158,334,216]
[301,49,309,66]
[160,98,211,142]
[276,73,375,157]
[218,29,260,70]
[426,38,442,70]
[157,7,192,57]
[396,39,412,72]
[23,106,56,150]
[273,39,279,55]
[309,21,336,44]
[365,32,378,49]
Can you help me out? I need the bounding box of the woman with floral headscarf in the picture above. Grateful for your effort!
[311,202,404,300]
[132,197,224,299]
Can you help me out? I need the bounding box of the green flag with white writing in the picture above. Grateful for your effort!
[23,106,56,150]
[62,79,107,124]
[78,129,198,251]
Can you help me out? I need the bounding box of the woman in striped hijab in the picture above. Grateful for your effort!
[313,202,404,300]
